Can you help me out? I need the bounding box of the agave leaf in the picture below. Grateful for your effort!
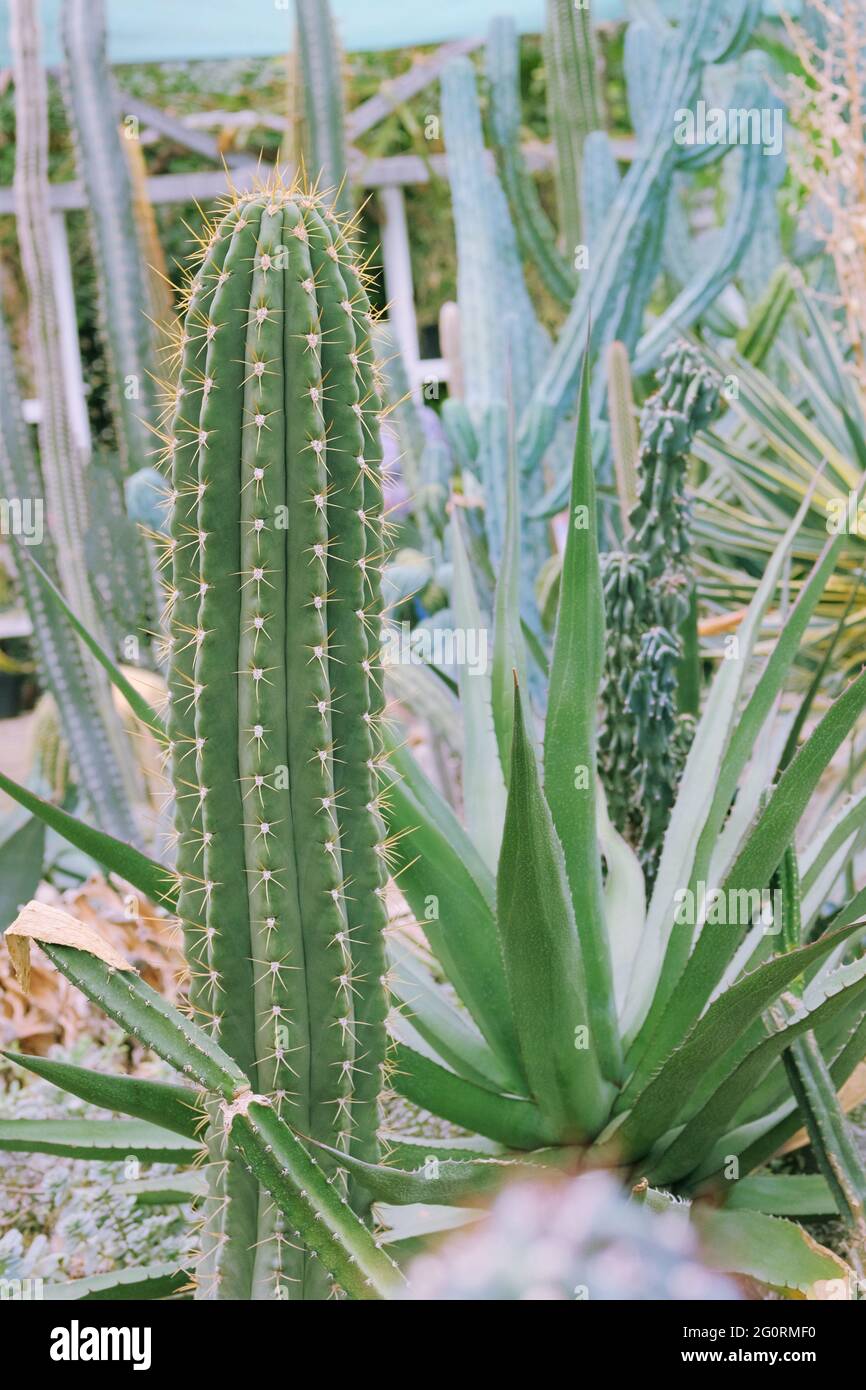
[391,1041,557,1150]
[302,1138,546,1206]
[725,1174,837,1218]
[647,955,866,1184]
[44,1263,190,1301]
[379,1132,505,1166]
[612,916,866,1148]
[2,1052,204,1140]
[450,509,507,870]
[120,1171,207,1206]
[800,786,866,898]
[622,482,820,1044]
[0,1117,199,1164]
[543,352,620,1082]
[386,937,526,1096]
[498,680,613,1137]
[634,665,866,1085]
[596,781,645,1019]
[383,747,521,1073]
[0,769,177,910]
[691,1206,850,1295]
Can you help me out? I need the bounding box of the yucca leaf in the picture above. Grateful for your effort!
[543,352,620,1082]
[391,1041,557,1150]
[648,955,866,1184]
[0,769,177,910]
[726,1174,837,1218]
[44,1263,190,1301]
[2,1052,204,1140]
[26,554,168,744]
[0,1118,199,1163]
[497,680,613,1138]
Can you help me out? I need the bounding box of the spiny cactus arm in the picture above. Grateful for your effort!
[580,130,621,257]
[624,18,671,147]
[0,767,176,907]
[632,141,766,376]
[645,957,866,1186]
[543,359,621,1083]
[1,1051,204,1139]
[226,1098,403,1298]
[293,0,351,215]
[636,668,866,1095]
[9,912,399,1299]
[784,1031,866,1242]
[700,0,763,64]
[726,1011,866,1183]
[60,0,156,476]
[610,917,866,1158]
[543,0,604,253]
[308,210,392,1192]
[497,683,613,1140]
[392,1042,558,1150]
[0,320,140,842]
[486,16,576,305]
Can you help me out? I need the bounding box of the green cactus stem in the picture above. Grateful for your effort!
[293,0,351,215]
[599,342,721,885]
[161,174,389,1297]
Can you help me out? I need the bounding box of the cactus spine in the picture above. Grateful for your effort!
[163,175,389,1298]
[599,343,721,884]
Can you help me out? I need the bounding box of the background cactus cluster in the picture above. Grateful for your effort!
[1,0,866,1308]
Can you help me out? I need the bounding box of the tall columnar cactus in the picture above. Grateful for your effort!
[0,313,140,844]
[292,0,351,216]
[599,342,721,882]
[543,0,605,256]
[10,0,141,826]
[60,0,158,478]
[162,176,390,1297]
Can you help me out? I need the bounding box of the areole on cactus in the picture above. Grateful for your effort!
[157,172,392,1299]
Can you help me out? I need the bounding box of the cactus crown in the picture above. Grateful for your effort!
[153,173,392,1298]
